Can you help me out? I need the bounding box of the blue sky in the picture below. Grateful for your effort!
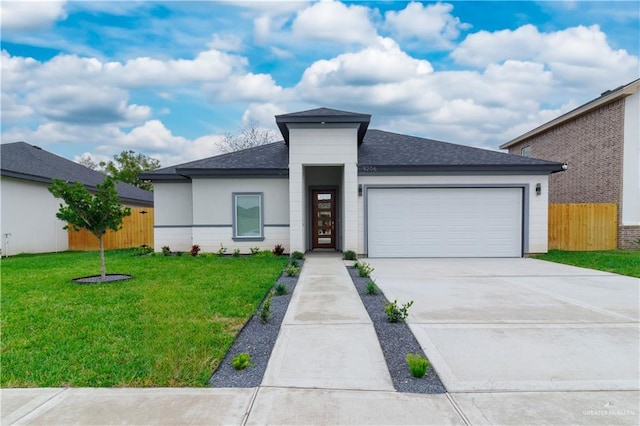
[2,1,638,167]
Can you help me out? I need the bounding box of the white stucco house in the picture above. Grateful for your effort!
[1,142,153,255]
[141,108,564,258]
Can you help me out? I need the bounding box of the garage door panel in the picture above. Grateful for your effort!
[367,188,522,258]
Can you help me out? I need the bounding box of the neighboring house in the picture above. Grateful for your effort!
[500,79,640,249]
[1,142,154,255]
[142,107,564,258]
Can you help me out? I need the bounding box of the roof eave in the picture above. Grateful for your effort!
[275,113,372,145]
[500,79,640,149]
[358,164,565,175]
[175,168,289,177]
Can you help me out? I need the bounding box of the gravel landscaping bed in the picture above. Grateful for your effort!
[208,262,302,388]
[347,266,446,394]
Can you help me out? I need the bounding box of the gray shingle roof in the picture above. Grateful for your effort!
[142,128,564,180]
[1,142,153,206]
[275,107,371,145]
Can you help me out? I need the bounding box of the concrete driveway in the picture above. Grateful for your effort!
[367,258,640,393]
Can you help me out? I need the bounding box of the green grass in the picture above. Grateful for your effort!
[535,250,640,278]
[0,249,288,387]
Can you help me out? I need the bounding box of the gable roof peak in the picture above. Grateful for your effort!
[275,106,371,145]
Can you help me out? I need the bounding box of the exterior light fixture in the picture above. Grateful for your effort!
[536,183,541,196]
[358,184,363,197]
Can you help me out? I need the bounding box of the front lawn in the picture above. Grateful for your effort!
[535,250,640,278]
[0,249,288,387]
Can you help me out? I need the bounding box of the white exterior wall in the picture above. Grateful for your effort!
[153,181,193,251]
[357,174,550,255]
[288,123,359,252]
[0,177,68,255]
[191,177,289,253]
[622,89,640,226]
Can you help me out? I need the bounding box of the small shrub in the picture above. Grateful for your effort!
[134,244,153,256]
[233,248,241,257]
[274,282,288,295]
[406,353,430,378]
[161,246,171,256]
[190,244,201,257]
[217,243,227,256]
[355,261,374,277]
[250,247,260,255]
[272,244,285,256]
[290,251,304,260]
[176,251,183,257]
[290,259,299,268]
[232,353,252,370]
[343,250,357,261]
[260,291,274,323]
[385,299,414,323]
[365,280,379,295]
[284,264,300,277]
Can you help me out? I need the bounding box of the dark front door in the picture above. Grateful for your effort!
[312,189,336,249]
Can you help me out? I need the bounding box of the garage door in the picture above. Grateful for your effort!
[367,187,523,257]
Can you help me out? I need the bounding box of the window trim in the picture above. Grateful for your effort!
[232,192,265,241]
[520,146,531,157]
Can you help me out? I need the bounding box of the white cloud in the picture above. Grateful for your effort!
[242,103,287,130]
[207,33,243,52]
[1,93,33,121]
[292,0,378,44]
[1,0,67,31]
[211,73,283,102]
[385,2,470,48]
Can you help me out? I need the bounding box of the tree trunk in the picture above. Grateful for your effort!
[99,237,106,281]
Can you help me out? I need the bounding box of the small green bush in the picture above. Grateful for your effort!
[274,282,288,295]
[134,245,153,256]
[161,246,171,256]
[290,259,299,268]
[355,261,374,277]
[260,291,274,323]
[284,264,300,277]
[385,299,414,323]
[232,353,252,370]
[190,244,201,257]
[406,353,430,378]
[290,251,305,260]
[217,244,227,256]
[250,247,260,255]
[365,280,379,295]
[343,250,357,261]
[272,244,285,256]
[233,248,241,257]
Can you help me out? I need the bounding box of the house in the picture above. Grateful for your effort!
[1,142,154,255]
[500,79,640,249]
[141,108,564,258]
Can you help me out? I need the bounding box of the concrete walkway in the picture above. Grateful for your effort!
[3,254,639,424]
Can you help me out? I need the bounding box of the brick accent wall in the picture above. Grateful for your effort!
[619,226,640,250]
[508,99,627,248]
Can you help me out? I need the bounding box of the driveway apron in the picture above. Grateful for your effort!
[261,252,394,391]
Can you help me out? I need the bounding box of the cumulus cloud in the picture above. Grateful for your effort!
[1,0,67,31]
[385,2,470,48]
[242,103,288,130]
[292,0,378,44]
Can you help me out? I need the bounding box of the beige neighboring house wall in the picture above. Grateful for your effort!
[501,80,640,249]
[1,177,69,255]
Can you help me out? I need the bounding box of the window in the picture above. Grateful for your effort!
[520,146,531,157]
[233,193,263,240]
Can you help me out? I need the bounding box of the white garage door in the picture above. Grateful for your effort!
[367,187,523,257]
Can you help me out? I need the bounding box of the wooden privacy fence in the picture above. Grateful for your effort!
[68,208,154,251]
[548,203,617,251]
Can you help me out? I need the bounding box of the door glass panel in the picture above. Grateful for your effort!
[318,237,331,244]
[317,202,331,209]
[318,229,332,236]
[318,194,332,200]
[318,211,331,218]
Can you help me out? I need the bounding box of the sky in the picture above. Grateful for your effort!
[1,1,639,168]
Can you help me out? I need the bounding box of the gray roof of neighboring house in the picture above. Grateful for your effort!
[1,142,154,206]
[142,128,564,180]
[501,78,640,149]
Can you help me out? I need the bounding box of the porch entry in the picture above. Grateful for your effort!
[312,189,336,249]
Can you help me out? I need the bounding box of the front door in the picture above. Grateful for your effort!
[312,189,336,249]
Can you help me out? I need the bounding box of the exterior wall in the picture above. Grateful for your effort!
[621,91,640,248]
[288,123,359,253]
[0,177,69,255]
[357,174,550,255]
[191,177,289,253]
[153,181,194,251]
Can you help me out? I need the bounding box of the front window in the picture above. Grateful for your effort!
[520,146,531,157]
[233,193,263,239]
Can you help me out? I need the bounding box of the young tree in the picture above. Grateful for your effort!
[77,154,98,170]
[218,121,277,153]
[100,150,160,191]
[49,177,131,280]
